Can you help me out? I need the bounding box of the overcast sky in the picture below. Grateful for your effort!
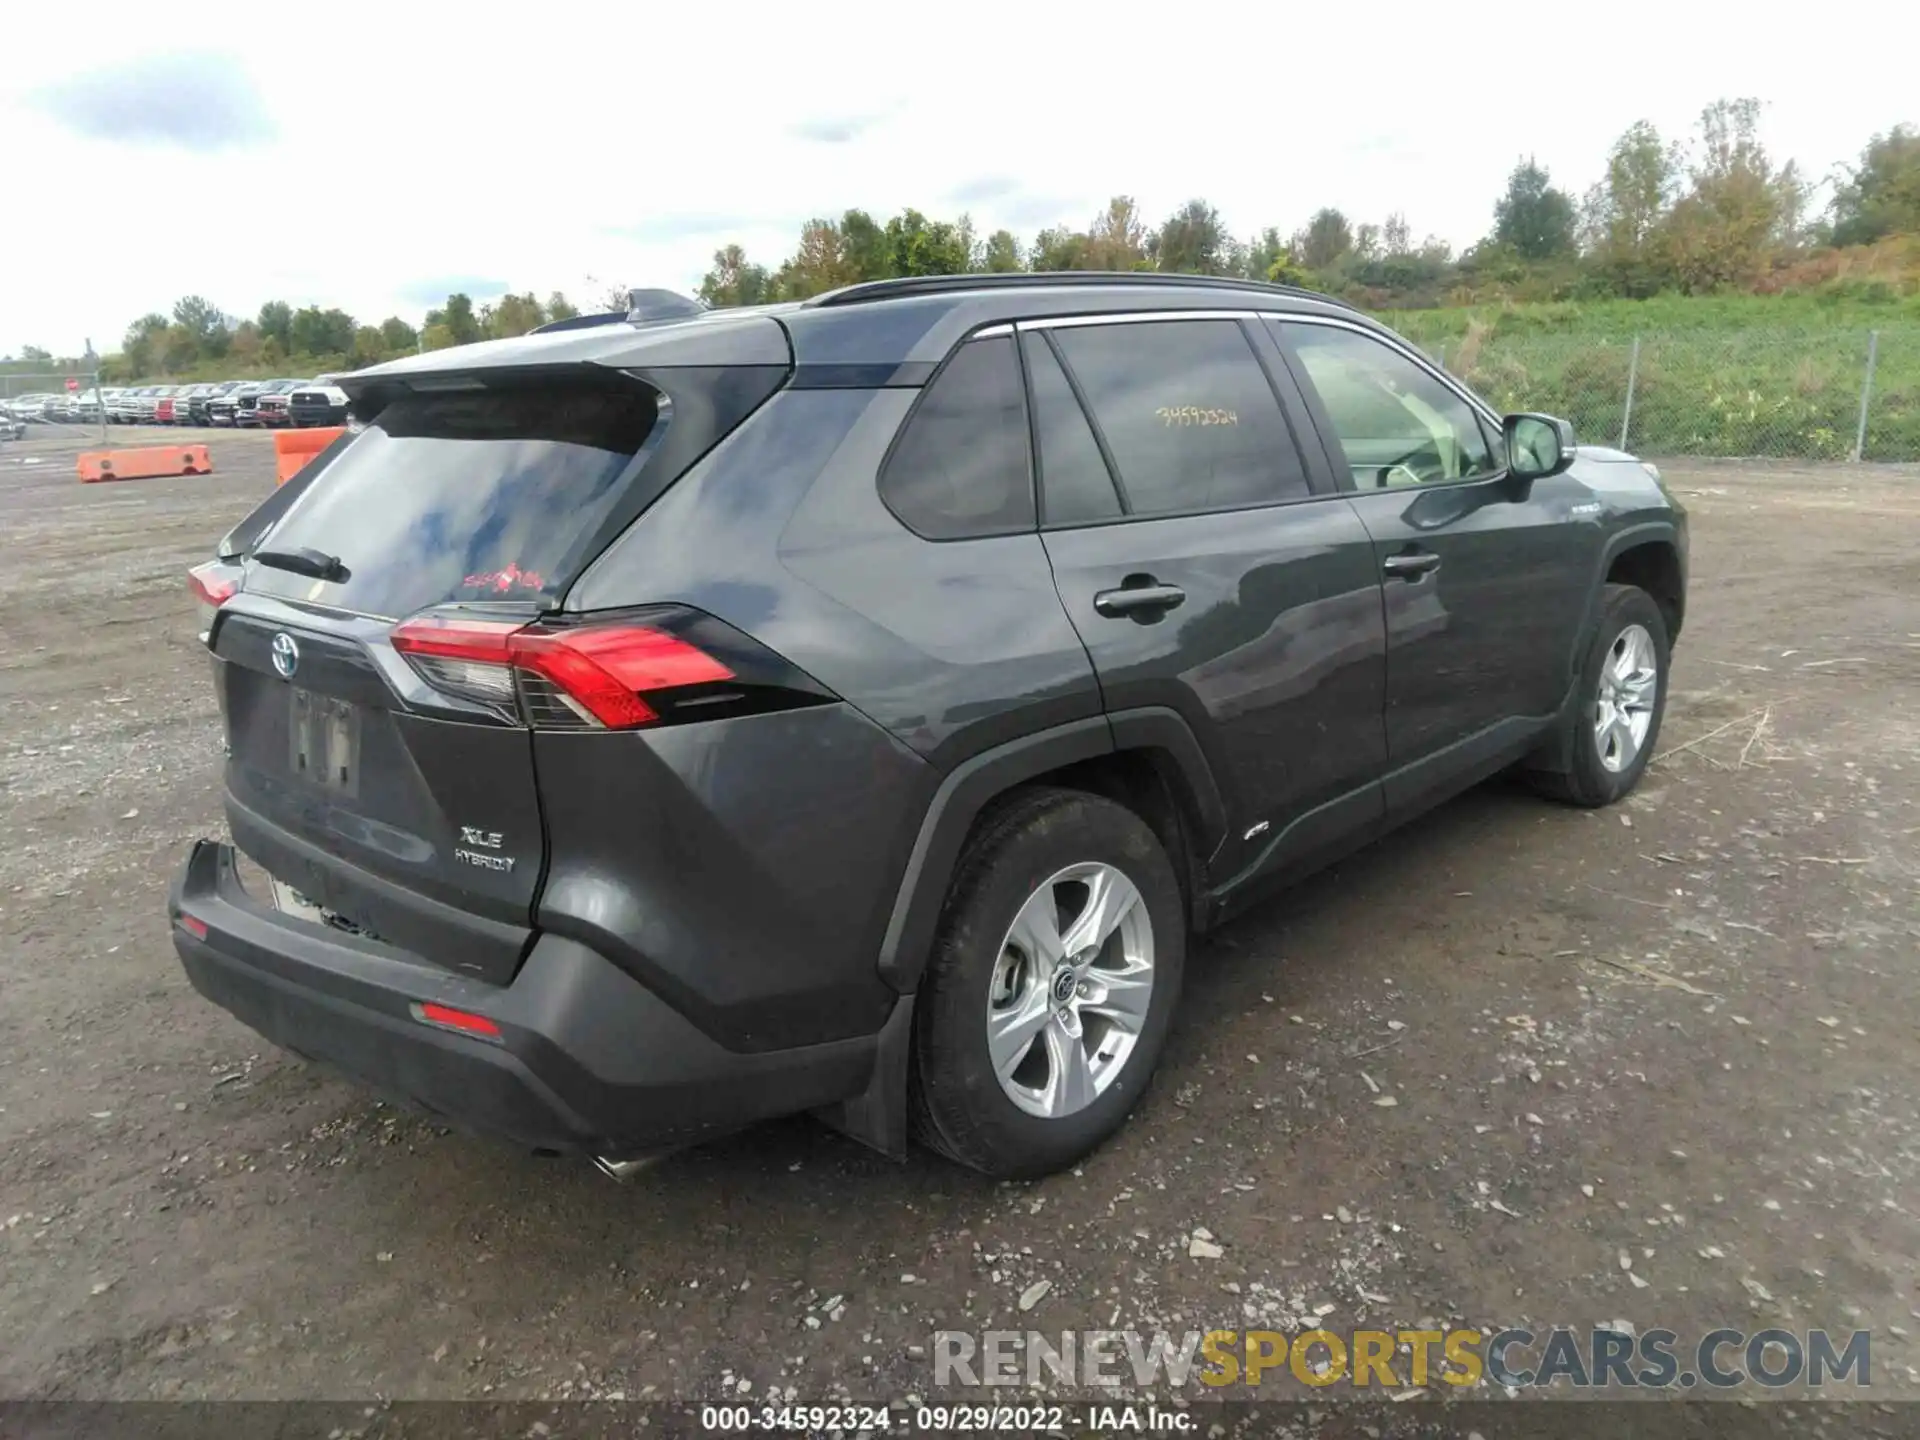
[2,1,1910,358]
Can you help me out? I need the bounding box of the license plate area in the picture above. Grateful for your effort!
[289,688,360,797]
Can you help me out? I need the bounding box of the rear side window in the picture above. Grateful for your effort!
[247,382,661,619]
[879,335,1033,539]
[1050,319,1310,516]
[1023,334,1123,527]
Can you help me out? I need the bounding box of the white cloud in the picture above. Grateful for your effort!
[0,0,1910,357]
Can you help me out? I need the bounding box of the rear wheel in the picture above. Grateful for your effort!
[910,788,1184,1178]
[1530,583,1669,807]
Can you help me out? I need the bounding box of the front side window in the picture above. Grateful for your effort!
[1277,321,1498,488]
[1049,319,1309,517]
[880,335,1033,539]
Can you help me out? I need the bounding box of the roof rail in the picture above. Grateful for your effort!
[803,270,1353,311]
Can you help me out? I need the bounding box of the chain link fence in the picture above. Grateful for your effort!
[1419,324,1916,463]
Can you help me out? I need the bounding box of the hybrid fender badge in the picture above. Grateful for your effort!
[270,632,300,679]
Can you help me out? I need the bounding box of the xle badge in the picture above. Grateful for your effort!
[455,826,513,872]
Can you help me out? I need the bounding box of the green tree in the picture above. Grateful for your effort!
[774,219,858,298]
[1087,196,1152,271]
[439,294,482,346]
[19,344,51,361]
[1581,120,1682,293]
[883,209,970,276]
[379,316,419,352]
[350,327,390,368]
[1296,208,1354,270]
[256,300,293,351]
[289,306,356,357]
[419,323,457,352]
[980,229,1024,272]
[1657,98,1801,292]
[1491,158,1577,260]
[122,313,169,376]
[839,209,892,282]
[1830,123,1920,246]
[546,291,580,322]
[1152,198,1231,274]
[1029,226,1090,271]
[697,245,773,308]
[172,295,229,348]
[487,292,547,337]
[1245,227,1288,281]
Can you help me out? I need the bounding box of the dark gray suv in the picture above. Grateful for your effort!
[170,274,1687,1180]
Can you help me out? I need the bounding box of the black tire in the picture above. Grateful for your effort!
[1530,583,1670,807]
[909,787,1185,1179]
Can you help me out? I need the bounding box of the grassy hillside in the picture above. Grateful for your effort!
[1374,294,1918,461]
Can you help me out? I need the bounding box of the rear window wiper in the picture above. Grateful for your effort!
[253,547,349,583]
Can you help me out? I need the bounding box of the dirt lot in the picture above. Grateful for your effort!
[1,426,1916,1416]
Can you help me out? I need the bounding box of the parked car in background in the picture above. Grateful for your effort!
[9,394,50,422]
[235,379,299,428]
[288,382,351,428]
[1,404,25,440]
[190,382,240,425]
[154,385,190,424]
[109,388,148,424]
[254,380,307,428]
[207,385,243,426]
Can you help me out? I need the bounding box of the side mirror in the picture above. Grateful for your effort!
[1504,413,1576,481]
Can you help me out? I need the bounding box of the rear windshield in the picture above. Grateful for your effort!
[247,382,662,619]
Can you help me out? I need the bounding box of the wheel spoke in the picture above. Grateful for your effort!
[1042,1020,1097,1116]
[987,984,1051,1083]
[1004,887,1066,970]
[1081,958,1153,1032]
[1061,867,1141,958]
[1611,713,1638,759]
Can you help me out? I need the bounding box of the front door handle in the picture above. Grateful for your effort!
[1093,582,1187,618]
[1382,551,1441,580]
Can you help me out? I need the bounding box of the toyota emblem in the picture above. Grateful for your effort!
[270,632,300,679]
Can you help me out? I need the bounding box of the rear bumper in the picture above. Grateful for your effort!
[168,839,891,1157]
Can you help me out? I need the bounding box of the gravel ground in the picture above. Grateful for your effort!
[1,426,1916,1420]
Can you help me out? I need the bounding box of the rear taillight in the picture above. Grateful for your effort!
[390,614,734,729]
[187,560,238,609]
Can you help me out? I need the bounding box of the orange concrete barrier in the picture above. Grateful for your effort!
[275,426,347,485]
[78,445,213,483]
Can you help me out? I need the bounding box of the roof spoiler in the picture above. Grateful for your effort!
[531,289,706,335]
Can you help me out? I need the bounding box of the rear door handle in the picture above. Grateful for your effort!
[1382,551,1441,580]
[1093,583,1187,618]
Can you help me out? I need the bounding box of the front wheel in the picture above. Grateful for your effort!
[910,788,1184,1179]
[1531,583,1670,807]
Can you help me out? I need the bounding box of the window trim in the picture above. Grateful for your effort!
[1018,312,1326,531]
[874,328,1038,543]
[1031,329,1133,519]
[1266,314,1513,496]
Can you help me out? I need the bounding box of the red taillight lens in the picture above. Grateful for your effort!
[414,1001,502,1040]
[389,616,733,730]
[188,560,238,608]
[178,913,209,940]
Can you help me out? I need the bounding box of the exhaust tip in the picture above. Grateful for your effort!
[593,1153,665,1182]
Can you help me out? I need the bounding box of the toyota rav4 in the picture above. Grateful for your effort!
[169,274,1686,1180]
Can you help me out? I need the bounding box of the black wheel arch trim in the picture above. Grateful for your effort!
[1574,520,1684,671]
[874,708,1227,994]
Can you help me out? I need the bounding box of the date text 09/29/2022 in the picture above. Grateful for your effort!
[698,1403,1193,1432]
